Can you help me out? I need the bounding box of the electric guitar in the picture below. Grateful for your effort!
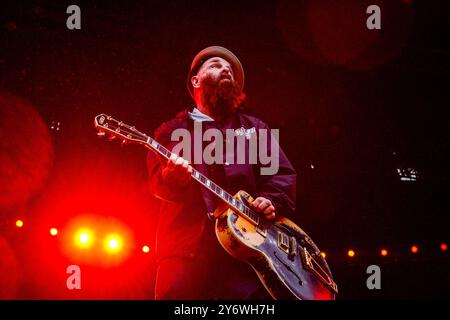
[94,113,338,300]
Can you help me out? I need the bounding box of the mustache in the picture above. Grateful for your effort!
[203,75,235,95]
[219,72,232,80]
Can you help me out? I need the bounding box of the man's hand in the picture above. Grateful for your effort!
[161,154,192,187]
[251,197,276,220]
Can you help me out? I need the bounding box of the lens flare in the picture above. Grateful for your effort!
[74,228,94,248]
[50,228,58,236]
[104,234,123,254]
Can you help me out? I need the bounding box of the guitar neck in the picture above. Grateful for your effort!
[145,136,261,225]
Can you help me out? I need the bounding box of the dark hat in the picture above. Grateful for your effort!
[187,46,244,99]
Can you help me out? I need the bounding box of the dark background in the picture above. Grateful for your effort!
[0,0,449,299]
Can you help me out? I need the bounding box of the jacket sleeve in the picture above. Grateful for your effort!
[254,120,297,216]
[146,123,196,203]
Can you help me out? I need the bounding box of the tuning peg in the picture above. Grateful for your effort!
[121,140,127,145]
[97,132,106,137]
[108,136,116,141]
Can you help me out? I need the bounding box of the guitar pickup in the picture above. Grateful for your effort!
[278,232,298,260]
[277,231,290,254]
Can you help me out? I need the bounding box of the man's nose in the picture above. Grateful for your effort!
[221,68,232,77]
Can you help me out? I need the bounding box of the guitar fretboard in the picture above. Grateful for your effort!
[146,136,261,225]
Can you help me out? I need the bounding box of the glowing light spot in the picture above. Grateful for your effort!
[109,239,119,249]
[104,234,123,254]
[74,228,94,248]
[142,245,150,253]
[80,233,89,243]
[441,243,448,251]
[381,249,388,256]
[50,228,58,236]
[347,250,355,258]
[320,252,326,258]
[410,245,418,254]
[15,220,24,228]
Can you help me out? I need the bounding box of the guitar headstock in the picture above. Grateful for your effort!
[94,113,149,145]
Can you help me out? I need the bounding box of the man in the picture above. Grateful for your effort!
[147,46,297,299]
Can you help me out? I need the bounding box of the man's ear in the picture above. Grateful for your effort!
[191,75,200,89]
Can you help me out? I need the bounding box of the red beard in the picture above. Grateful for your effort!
[199,74,245,118]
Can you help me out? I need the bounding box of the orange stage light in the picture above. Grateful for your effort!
[74,228,95,248]
[104,233,123,254]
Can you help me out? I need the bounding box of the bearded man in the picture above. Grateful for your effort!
[147,46,297,299]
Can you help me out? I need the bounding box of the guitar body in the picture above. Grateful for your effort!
[214,190,337,300]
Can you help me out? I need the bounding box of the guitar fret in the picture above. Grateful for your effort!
[162,149,171,157]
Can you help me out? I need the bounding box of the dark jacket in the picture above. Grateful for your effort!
[146,108,297,262]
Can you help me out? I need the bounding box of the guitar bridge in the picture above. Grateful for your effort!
[300,247,338,294]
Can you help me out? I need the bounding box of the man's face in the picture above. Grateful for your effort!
[195,57,235,92]
[191,56,244,115]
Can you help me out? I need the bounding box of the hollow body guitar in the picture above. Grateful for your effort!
[94,113,338,300]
